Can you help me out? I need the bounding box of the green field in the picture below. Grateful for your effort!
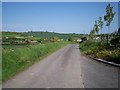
[2,42,70,81]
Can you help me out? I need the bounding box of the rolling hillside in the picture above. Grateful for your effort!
[23,31,85,39]
[2,31,86,39]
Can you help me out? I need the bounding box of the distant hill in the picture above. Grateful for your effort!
[23,31,85,39]
[2,32,21,37]
[2,31,86,39]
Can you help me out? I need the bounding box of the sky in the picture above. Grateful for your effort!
[0,2,2,30]
[2,2,118,34]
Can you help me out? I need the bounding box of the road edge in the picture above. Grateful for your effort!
[88,56,120,67]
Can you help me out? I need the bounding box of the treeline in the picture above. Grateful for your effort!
[23,31,85,39]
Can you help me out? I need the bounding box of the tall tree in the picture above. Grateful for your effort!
[89,28,96,39]
[94,20,99,35]
[104,3,116,40]
[117,27,120,36]
[98,17,104,40]
[89,21,99,40]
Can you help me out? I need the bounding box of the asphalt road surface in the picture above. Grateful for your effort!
[3,44,119,88]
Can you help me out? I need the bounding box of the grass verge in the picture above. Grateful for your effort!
[79,40,120,64]
[2,42,69,82]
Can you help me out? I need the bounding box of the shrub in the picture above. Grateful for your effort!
[79,40,120,64]
[96,49,120,63]
[68,37,74,41]
[81,37,87,42]
[110,37,120,46]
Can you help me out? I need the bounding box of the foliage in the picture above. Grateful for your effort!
[110,37,120,46]
[36,38,44,43]
[98,17,104,30]
[104,3,116,27]
[96,48,120,63]
[2,42,69,81]
[80,40,101,54]
[104,3,116,45]
[68,37,74,41]
[80,3,118,65]
[24,31,85,39]
[81,37,87,42]
[52,37,60,42]
[94,20,99,34]
[89,21,99,40]
[79,40,119,64]
[89,28,96,39]
[110,28,120,46]
[98,17,104,39]
[117,27,120,36]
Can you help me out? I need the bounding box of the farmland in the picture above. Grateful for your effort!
[1,31,85,45]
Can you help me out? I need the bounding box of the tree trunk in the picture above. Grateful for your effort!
[107,25,110,45]
[101,28,102,40]
[108,25,110,39]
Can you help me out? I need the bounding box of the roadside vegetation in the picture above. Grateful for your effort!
[79,3,120,64]
[2,29,84,81]
[1,31,80,82]
[80,39,120,64]
[2,42,70,81]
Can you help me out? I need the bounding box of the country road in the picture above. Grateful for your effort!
[3,44,119,88]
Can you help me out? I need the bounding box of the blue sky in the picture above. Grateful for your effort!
[0,2,1,18]
[2,2,118,34]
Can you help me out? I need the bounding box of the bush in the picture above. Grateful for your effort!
[37,38,43,43]
[79,40,120,64]
[110,37,120,46]
[68,37,74,41]
[81,37,87,42]
[96,49,120,63]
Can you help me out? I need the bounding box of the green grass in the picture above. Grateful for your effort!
[79,40,120,64]
[79,40,101,54]
[0,47,2,84]
[2,42,69,82]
